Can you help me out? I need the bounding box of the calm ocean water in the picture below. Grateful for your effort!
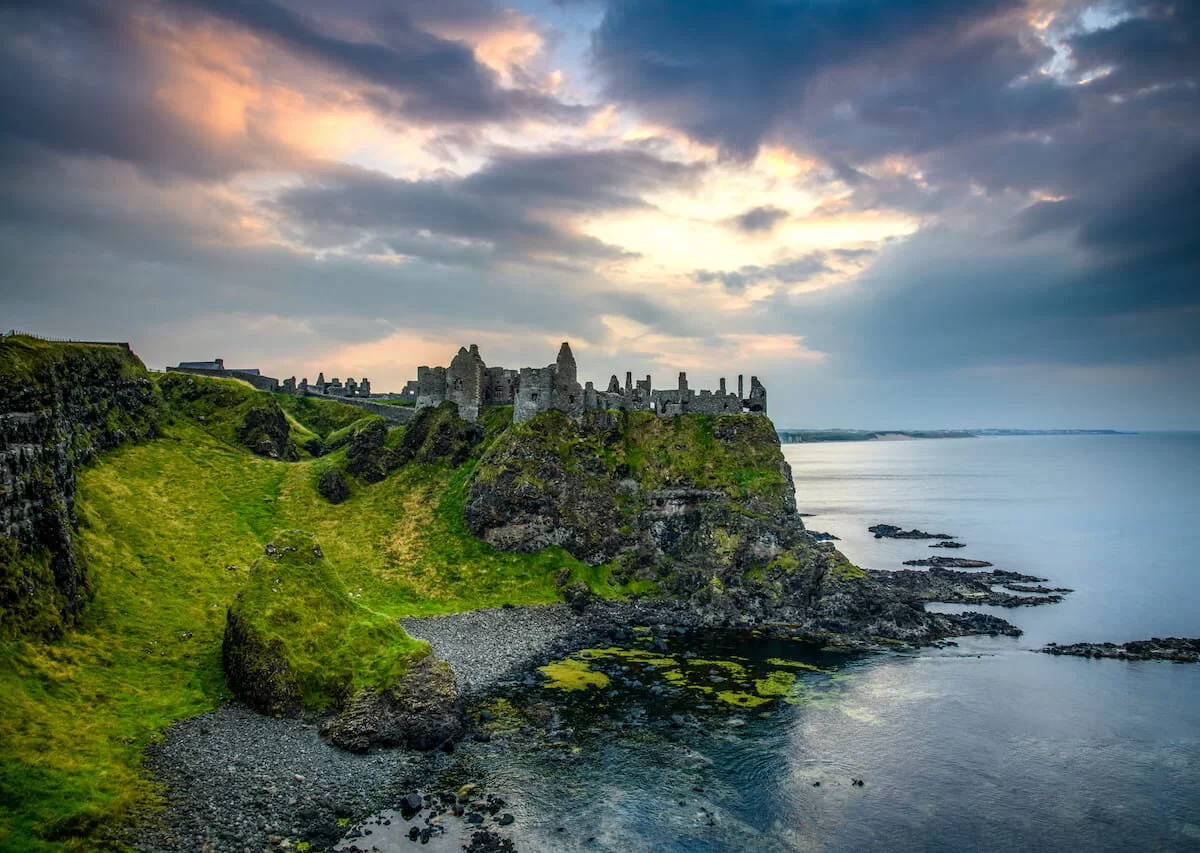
[360,434,1200,852]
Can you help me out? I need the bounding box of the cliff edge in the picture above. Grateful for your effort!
[0,336,158,636]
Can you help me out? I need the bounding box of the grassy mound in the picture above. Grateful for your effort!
[274,393,373,439]
[157,373,297,460]
[223,531,427,715]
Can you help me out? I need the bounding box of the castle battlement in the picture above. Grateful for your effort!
[415,342,766,423]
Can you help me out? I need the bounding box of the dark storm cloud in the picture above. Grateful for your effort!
[177,0,584,125]
[730,205,789,233]
[587,0,1022,158]
[695,252,830,295]
[0,168,694,348]
[787,153,1200,378]
[272,147,700,264]
[1068,2,1200,95]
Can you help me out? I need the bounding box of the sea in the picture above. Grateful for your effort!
[349,434,1200,852]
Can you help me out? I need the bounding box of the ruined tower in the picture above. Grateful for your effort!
[552,342,583,418]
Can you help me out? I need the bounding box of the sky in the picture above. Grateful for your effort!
[1,0,1197,429]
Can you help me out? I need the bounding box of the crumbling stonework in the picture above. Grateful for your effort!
[416,342,767,423]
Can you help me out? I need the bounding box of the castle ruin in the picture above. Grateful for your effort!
[416,342,766,424]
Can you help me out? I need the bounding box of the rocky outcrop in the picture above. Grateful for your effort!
[866,567,1066,608]
[234,405,293,460]
[869,523,955,540]
[317,466,351,504]
[463,409,1025,643]
[807,569,1023,641]
[344,419,394,483]
[158,372,297,460]
[1040,638,1199,662]
[222,532,463,751]
[902,556,993,568]
[320,657,464,752]
[466,410,808,581]
[0,337,158,636]
[395,402,486,468]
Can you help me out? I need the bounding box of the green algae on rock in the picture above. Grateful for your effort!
[539,658,611,691]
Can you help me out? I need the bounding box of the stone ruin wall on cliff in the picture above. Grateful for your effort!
[416,342,768,424]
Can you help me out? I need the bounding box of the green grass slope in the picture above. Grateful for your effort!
[0,412,587,849]
[0,375,807,850]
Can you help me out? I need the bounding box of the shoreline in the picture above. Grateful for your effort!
[130,591,1028,853]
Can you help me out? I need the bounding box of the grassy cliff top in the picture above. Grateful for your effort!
[477,408,791,506]
[0,336,147,407]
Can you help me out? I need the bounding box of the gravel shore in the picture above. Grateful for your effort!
[131,604,602,852]
[136,705,425,852]
[401,604,585,699]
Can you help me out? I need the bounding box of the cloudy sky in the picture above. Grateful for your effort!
[1,0,1197,428]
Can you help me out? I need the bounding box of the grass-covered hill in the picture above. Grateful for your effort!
[0,338,828,851]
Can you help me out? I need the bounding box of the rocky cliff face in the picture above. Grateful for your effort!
[464,408,1019,642]
[465,410,830,624]
[0,337,159,636]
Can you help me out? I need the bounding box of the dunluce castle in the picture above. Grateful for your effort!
[414,342,766,423]
[170,342,766,424]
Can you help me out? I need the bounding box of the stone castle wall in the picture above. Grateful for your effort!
[416,342,768,424]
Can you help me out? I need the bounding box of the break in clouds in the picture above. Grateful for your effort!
[0,0,1197,428]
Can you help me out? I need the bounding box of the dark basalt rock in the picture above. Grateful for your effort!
[869,523,955,540]
[807,530,840,541]
[867,567,1066,608]
[236,405,294,461]
[321,656,465,752]
[395,402,485,468]
[902,556,993,568]
[1040,638,1200,662]
[930,540,966,548]
[317,466,351,504]
[344,419,394,483]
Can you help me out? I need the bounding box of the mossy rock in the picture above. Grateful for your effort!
[222,531,451,745]
[395,402,485,467]
[317,466,351,504]
[344,419,394,483]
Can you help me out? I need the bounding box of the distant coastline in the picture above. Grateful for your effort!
[776,428,1131,443]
